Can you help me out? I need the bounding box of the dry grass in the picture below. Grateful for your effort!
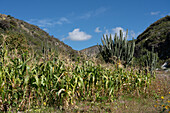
[28,71,169,113]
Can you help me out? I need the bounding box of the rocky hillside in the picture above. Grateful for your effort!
[0,13,79,60]
[135,15,170,60]
[80,45,99,57]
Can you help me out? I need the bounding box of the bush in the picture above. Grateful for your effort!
[0,20,10,30]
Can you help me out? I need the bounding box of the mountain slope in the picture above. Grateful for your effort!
[0,13,79,59]
[80,45,99,57]
[135,15,170,60]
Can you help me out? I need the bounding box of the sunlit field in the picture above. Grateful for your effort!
[0,38,169,112]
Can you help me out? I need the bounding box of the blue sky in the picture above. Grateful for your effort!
[1,0,170,50]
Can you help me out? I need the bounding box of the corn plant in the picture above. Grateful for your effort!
[0,34,155,112]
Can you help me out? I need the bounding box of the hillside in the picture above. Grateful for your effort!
[80,45,99,57]
[135,15,170,60]
[0,13,79,60]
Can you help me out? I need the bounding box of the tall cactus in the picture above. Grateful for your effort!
[98,29,135,65]
[145,46,158,75]
[41,38,58,61]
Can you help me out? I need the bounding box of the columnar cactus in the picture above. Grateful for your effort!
[145,46,158,74]
[98,30,135,65]
[41,39,58,61]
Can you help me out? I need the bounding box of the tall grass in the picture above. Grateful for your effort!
[0,40,155,112]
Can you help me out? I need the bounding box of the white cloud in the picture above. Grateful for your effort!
[150,11,170,17]
[63,28,92,41]
[27,17,70,28]
[112,27,127,38]
[151,11,160,15]
[105,29,109,35]
[130,30,136,38]
[104,27,109,34]
[27,19,55,27]
[95,27,102,33]
[43,28,48,32]
[56,17,70,25]
[94,7,107,16]
[79,12,92,19]
[104,27,137,40]
[79,7,107,19]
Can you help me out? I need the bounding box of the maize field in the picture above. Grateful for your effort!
[0,43,155,112]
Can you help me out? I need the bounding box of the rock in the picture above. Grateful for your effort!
[161,61,170,70]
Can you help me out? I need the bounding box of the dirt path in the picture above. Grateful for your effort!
[156,70,170,79]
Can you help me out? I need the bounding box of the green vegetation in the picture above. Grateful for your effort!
[0,14,169,112]
[0,34,162,112]
[154,94,170,112]
[145,47,158,74]
[0,14,81,61]
[1,32,28,53]
[98,30,135,66]
[135,15,170,61]
[133,46,158,76]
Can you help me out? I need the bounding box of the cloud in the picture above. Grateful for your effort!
[150,11,170,17]
[95,27,102,33]
[63,28,92,41]
[79,12,92,19]
[112,27,127,38]
[56,17,70,25]
[43,28,48,32]
[79,7,107,19]
[104,27,137,40]
[151,11,160,15]
[27,17,70,28]
[130,30,136,38]
[27,19,55,27]
[94,7,107,16]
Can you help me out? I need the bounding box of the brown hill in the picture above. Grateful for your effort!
[80,45,99,57]
[0,13,79,60]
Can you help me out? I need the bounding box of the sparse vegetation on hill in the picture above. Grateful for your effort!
[0,13,81,61]
[135,15,170,61]
[80,45,99,57]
